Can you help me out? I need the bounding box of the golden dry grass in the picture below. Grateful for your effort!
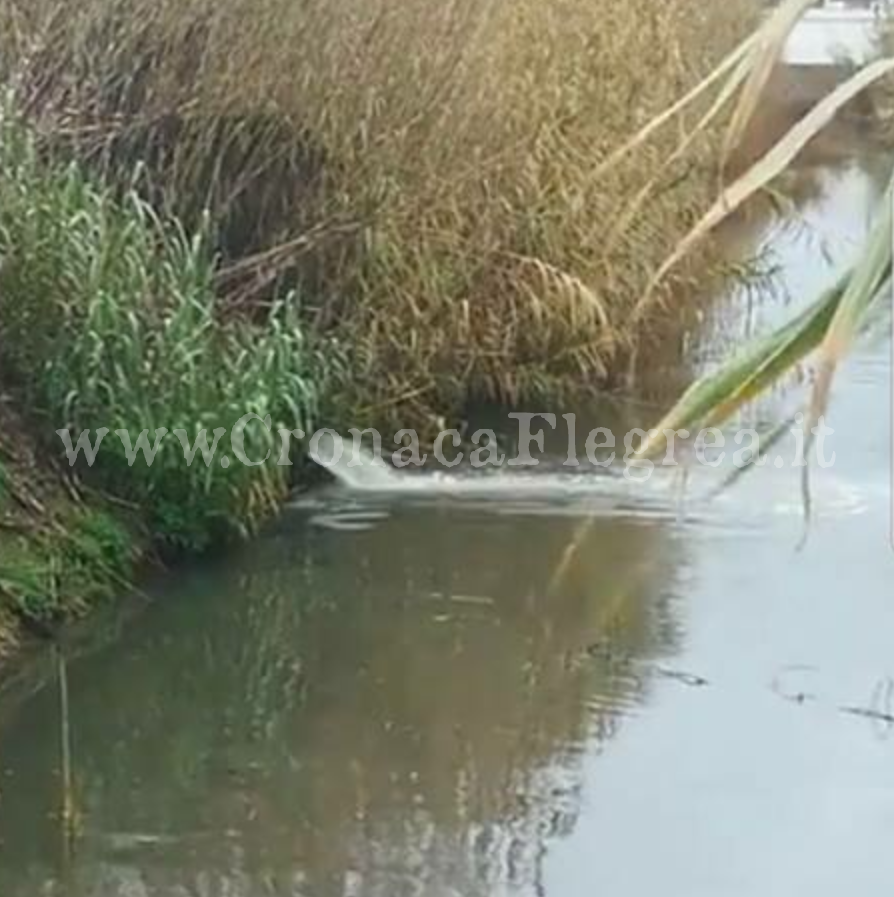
[1,0,759,428]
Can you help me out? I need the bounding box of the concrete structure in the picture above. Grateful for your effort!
[784,4,883,66]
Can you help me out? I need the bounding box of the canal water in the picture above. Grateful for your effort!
[0,24,892,897]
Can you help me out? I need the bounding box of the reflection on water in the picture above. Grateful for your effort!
[0,508,682,897]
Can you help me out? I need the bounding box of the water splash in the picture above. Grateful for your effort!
[305,432,871,527]
[308,432,402,490]
[308,432,657,500]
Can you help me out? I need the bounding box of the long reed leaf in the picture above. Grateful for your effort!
[638,273,848,458]
[808,178,893,429]
[639,57,894,319]
[721,0,816,166]
[591,32,759,179]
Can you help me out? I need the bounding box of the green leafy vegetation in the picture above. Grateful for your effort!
[0,409,139,638]
[0,111,327,549]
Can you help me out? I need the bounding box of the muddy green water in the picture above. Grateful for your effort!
[1,84,893,897]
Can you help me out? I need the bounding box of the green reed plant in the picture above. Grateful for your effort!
[0,109,328,548]
[0,0,758,429]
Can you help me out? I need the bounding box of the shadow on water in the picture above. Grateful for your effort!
[0,507,684,897]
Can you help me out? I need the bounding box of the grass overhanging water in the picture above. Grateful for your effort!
[630,0,894,463]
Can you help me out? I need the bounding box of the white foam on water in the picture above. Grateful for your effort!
[308,432,648,498]
[304,432,875,530]
[308,432,405,491]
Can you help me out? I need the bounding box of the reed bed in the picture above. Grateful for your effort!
[0,112,325,548]
[0,0,758,428]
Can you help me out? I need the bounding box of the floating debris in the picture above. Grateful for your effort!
[653,666,710,688]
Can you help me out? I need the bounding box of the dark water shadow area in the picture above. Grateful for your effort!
[0,507,683,896]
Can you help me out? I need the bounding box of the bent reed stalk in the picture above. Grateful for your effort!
[623,0,894,463]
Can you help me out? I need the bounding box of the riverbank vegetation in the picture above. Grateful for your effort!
[0,400,134,645]
[0,0,761,656]
[0,0,762,659]
[0,113,324,549]
[0,0,758,423]
[0,113,326,657]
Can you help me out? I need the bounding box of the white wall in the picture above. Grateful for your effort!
[784,9,879,66]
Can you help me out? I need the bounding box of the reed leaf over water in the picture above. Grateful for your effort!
[634,2,894,456]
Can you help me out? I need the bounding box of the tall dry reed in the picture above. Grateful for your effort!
[1,0,758,427]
